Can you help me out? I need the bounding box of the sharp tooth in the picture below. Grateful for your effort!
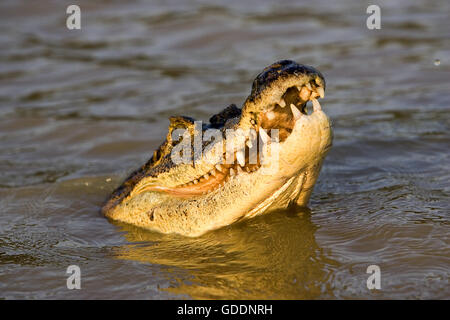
[237,166,244,174]
[229,168,235,176]
[311,98,322,111]
[203,173,210,179]
[215,164,223,172]
[279,99,286,108]
[259,128,270,143]
[193,179,199,184]
[316,87,325,98]
[250,129,257,140]
[245,166,251,172]
[305,83,312,90]
[236,150,245,166]
[210,169,217,176]
[246,140,253,148]
[290,104,302,120]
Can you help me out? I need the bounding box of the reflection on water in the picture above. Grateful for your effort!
[0,0,449,299]
[113,207,334,299]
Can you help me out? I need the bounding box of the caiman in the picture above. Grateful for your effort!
[102,60,333,237]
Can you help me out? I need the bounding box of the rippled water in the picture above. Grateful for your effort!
[0,0,449,299]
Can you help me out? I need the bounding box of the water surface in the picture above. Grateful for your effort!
[0,0,449,299]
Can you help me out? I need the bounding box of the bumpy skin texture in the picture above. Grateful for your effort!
[102,60,333,237]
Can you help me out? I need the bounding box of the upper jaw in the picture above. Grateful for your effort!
[239,74,326,143]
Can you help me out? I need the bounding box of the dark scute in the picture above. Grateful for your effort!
[209,104,242,128]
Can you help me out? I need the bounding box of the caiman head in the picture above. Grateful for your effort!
[102,60,333,237]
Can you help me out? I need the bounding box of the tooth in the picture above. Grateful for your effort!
[250,129,257,140]
[246,140,253,148]
[236,150,245,166]
[237,166,244,174]
[193,179,199,184]
[215,164,223,172]
[203,173,210,179]
[210,169,217,176]
[290,104,302,120]
[279,99,286,107]
[259,129,270,143]
[229,168,235,176]
[311,98,322,111]
[316,87,325,98]
[305,83,312,90]
[245,166,251,172]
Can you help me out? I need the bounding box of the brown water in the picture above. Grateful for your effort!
[0,0,449,299]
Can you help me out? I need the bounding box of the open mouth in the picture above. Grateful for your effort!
[131,80,325,198]
[258,80,325,142]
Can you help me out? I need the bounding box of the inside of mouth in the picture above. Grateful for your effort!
[258,86,307,142]
[141,82,323,197]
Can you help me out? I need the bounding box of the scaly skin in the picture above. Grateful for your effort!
[102,60,333,237]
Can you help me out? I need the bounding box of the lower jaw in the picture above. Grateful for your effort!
[243,174,301,219]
